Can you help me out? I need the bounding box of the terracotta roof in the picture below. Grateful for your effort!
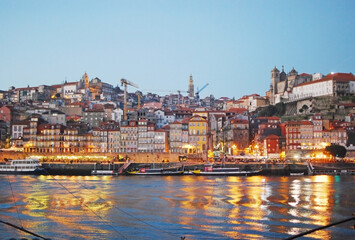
[299,73,311,76]
[256,116,280,120]
[64,81,78,86]
[68,102,86,107]
[15,87,39,91]
[228,108,248,114]
[265,134,279,140]
[296,72,355,87]
[231,119,249,124]
[181,118,190,124]
[285,120,313,125]
[85,109,104,112]
[339,103,355,107]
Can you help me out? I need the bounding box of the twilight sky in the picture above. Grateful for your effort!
[1,0,354,99]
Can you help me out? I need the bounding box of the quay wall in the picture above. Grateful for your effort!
[42,162,309,176]
[42,162,355,176]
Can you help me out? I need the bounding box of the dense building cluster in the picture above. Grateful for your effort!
[1,68,355,160]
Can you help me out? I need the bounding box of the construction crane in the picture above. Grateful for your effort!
[195,83,209,102]
[121,78,139,121]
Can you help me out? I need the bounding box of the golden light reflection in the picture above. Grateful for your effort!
[18,175,115,235]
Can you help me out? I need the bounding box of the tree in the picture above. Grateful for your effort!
[325,144,347,159]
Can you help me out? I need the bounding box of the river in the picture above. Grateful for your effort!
[0,175,354,240]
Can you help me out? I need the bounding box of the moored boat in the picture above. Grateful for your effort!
[0,159,45,175]
[290,172,305,176]
[91,170,118,176]
[192,165,262,176]
[127,168,184,176]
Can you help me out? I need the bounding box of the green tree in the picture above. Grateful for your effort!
[325,144,347,159]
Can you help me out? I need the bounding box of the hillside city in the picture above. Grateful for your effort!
[1,66,355,161]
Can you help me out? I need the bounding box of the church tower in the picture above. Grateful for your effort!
[84,72,89,89]
[270,66,280,105]
[188,75,194,98]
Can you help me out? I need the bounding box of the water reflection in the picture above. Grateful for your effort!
[0,175,354,239]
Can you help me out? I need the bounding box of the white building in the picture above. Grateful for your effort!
[289,73,355,102]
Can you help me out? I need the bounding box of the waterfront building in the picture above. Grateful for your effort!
[154,127,168,152]
[285,120,313,151]
[120,121,138,152]
[263,135,281,159]
[36,123,65,153]
[138,119,148,152]
[11,120,29,147]
[169,121,183,153]
[63,126,86,153]
[147,123,156,152]
[188,115,208,153]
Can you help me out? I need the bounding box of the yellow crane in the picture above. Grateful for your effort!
[121,78,139,121]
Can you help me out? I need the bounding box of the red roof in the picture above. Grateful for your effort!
[322,73,355,81]
[299,73,311,76]
[228,108,248,114]
[231,119,248,124]
[286,120,313,125]
[257,116,280,120]
[339,103,355,107]
[297,72,355,87]
[265,134,279,140]
[64,81,78,86]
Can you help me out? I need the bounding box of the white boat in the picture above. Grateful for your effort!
[290,172,305,176]
[0,159,45,175]
[91,170,118,176]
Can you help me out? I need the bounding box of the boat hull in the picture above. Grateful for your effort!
[127,171,184,176]
[0,168,46,175]
[193,169,262,176]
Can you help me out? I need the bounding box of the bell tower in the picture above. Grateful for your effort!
[188,75,194,98]
[270,66,280,105]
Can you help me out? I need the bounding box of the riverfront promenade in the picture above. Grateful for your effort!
[1,151,355,176]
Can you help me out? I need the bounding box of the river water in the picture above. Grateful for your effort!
[0,175,354,240]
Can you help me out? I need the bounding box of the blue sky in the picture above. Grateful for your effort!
[1,0,354,99]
